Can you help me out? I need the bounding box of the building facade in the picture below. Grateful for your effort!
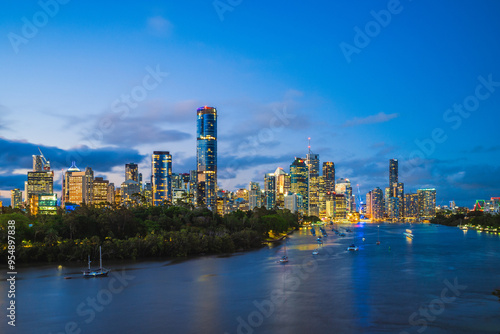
[196,106,217,210]
[152,151,172,206]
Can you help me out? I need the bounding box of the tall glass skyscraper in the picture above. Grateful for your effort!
[290,157,308,214]
[196,106,217,210]
[389,159,398,188]
[152,151,172,206]
[125,163,139,182]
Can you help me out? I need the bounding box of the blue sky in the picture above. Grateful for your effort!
[1,0,500,207]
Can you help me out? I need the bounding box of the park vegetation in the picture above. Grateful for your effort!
[431,211,500,228]
[0,205,299,263]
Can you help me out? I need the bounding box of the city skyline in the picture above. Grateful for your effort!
[2,1,500,206]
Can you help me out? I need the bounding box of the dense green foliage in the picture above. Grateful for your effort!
[0,206,298,263]
[431,211,500,228]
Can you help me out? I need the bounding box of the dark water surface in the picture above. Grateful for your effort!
[1,223,500,334]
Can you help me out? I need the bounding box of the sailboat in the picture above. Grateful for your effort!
[279,238,289,263]
[83,246,110,277]
[376,225,381,245]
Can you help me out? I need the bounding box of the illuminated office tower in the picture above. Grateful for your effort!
[264,173,276,210]
[366,191,372,218]
[320,162,335,218]
[121,179,141,206]
[335,178,353,213]
[93,177,109,206]
[335,194,346,218]
[11,189,22,209]
[248,182,262,210]
[274,167,288,195]
[322,162,335,193]
[152,151,172,206]
[62,163,94,206]
[371,187,384,220]
[405,193,419,219]
[196,106,217,210]
[284,192,303,214]
[125,163,139,182]
[417,188,436,218]
[37,194,57,215]
[107,183,115,204]
[396,182,405,218]
[389,159,398,187]
[306,151,320,217]
[290,157,308,214]
[27,170,54,213]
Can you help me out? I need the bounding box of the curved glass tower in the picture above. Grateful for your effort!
[196,106,217,210]
[152,151,172,206]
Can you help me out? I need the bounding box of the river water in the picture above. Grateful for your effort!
[1,223,500,334]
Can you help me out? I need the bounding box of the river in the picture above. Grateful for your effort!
[1,223,500,334]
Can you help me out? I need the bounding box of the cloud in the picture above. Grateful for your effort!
[147,16,173,37]
[81,99,196,147]
[0,137,147,191]
[463,145,500,154]
[342,112,399,127]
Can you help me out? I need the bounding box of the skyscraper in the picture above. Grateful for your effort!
[152,151,172,206]
[322,162,335,193]
[11,189,22,209]
[371,187,384,220]
[290,157,308,214]
[196,106,217,210]
[264,173,276,210]
[336,178,353,213]
[125,163,139,182]
[306,152,320,216]
[417,188,436,218]
[248,182,261,210]
[389,159,398,187]
[62,164,93,207]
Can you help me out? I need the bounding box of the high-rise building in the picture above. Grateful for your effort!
[248,182,262,210]
[37,193,57,215]
[152,151,172,206]
[306,152,320,217]
[417,188,436,218]
[62,164,94,206]
[405,193,419,219]
[264,173,276,210]
[290,157,308,214]
[284,192,303,214]
[107,183,115,204]
[121,179,141,206]
[125,163,139,182]
[306,153,320,177]
[371,187,384,220]
[336,178,353,213]
[196,106,217,210]
[27,169,54,214]
[11,189,23,209]
[93,177,109,206]
[322,162,335,193]
[389,159,398,187]
[335,194,346,219]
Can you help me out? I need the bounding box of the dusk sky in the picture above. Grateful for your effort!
[1,0,500,207]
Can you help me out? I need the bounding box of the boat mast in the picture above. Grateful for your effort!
[88,255,91,270]
[99,246,102,269]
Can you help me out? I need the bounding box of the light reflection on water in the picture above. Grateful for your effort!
[1,223,500,334]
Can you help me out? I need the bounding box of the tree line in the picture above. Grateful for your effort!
[431,211,500,228]
[0,205,299,263]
